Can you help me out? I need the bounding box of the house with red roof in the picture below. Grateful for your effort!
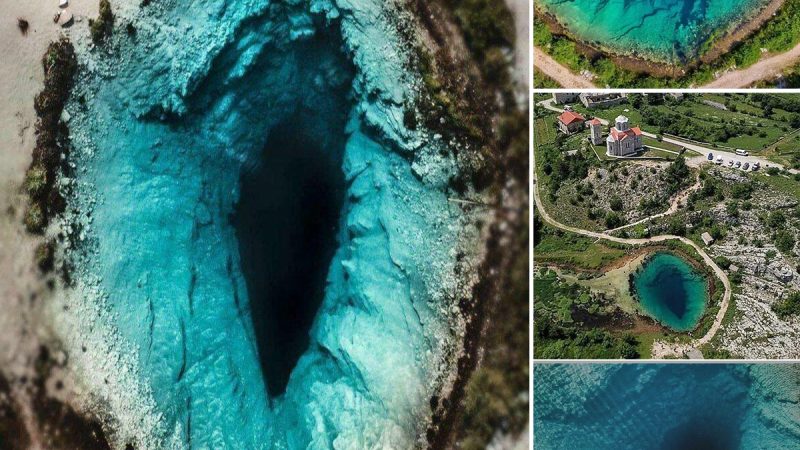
[557,110,586,135]
[606,115,643,156]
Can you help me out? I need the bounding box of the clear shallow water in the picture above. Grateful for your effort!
[632,252,707,331]
[534,364,800,450]
[538,0,768,62]
[57,0,479,448]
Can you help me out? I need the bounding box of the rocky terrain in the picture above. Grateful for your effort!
[696,167,800,358]
[554,161,684,229]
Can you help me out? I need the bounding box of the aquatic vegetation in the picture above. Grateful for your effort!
[46,0,491,447]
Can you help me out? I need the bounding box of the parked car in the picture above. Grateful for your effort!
[727,160,734,167]
[716,156,723,164]
[752,162,760,170]
[735,161,742,168]
[707,152,714,160]
[743,162,750,170]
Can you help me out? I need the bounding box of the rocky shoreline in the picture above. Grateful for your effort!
[535,0,784,78]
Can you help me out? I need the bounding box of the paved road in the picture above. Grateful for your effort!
[533,138,732,359]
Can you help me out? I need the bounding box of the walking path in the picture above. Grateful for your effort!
[533,47,597,88]
[533,41,800,88]
[704,42,800,88]
[533,145,732,359]
[606,179,701,233]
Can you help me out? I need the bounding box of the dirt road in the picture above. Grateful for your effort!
[704,42,800,88]
[532,151,732,359]
[533,47,597,88]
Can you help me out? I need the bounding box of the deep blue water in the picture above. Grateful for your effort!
[534,364,800,449]
[58,0,476,447]
[633,252,707,331]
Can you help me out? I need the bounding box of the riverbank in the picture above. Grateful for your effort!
[534,0,800,87]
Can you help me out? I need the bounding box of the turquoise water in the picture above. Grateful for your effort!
[534,364,800,449]
[632,252,707,331]
[537,0,768,62]
[57,0,479,448]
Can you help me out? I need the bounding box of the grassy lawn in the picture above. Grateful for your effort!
[571,104,645,127]
[642,136,683,152]
[534,228,627,270]
[755,172,800,198]
[568,96,796,154]
[534,117,557,146]
[641,148,676,159]
[636,331,669,359]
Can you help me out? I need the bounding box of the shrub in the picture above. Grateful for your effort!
[24,203,45,234]
[34,241,54,272]
[773,291,800,319]
[775,230,796,253]
[609,195,623,212]
[604,211,622,229]
[24,165,48,198]
[89,0,114,44]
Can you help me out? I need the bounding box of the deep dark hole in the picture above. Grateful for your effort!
[234,112,346,397]
[656,268,689,319]
[660,415,740,450]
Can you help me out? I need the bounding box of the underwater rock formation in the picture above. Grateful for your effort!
[537,0,770,62]
[45,0,489,448]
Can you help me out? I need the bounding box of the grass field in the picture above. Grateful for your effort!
[755,172,800,198]
[534,118,557,147]
[570,96,800,154]
[534,227,627,270]
[642,136,682,152]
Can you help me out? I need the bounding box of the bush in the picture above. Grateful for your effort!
[609,195,624,212]
[773,291,800,319]
[89,0,114,44]
[775,230,796,253]
[605,211,622,229]
[34,241,54,272]
[24,165,47,198]
[714,255,732,269]
[24,202,45,233]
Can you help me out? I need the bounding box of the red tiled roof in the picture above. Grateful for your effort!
[558,111,585,125]
[587,118,602,125]
[609,126,641,142]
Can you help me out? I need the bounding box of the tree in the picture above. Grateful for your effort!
[605,211,622,229]
[668,217,685,236]
[773,291,800,319]
[775,230,796,253]
[768,211,786,228]
[609,196,624,212]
